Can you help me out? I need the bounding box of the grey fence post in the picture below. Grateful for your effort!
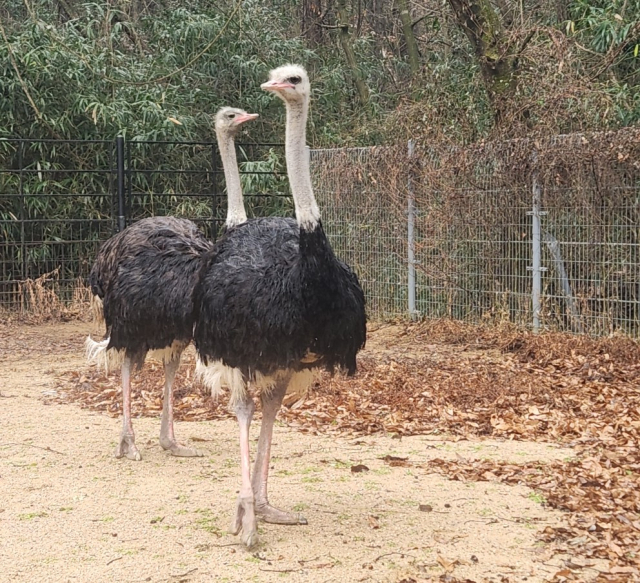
[528,149,547,332]
[18,141,26,281]
[407,139,417,319]
[116,136,126,232]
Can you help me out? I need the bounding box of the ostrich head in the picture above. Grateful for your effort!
[215,107,258,136]
[260,64,310,104]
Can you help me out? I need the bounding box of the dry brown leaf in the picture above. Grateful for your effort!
[436,554,457,573]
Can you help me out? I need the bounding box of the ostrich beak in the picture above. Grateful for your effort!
[261,80,295,92]
[235,113,259,124]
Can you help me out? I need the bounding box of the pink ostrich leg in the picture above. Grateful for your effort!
[230,396,259,547]
[252,376,307,525]
[159,356,203,457]
[115,356,141,461]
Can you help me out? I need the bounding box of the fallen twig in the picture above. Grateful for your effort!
[171,568,198,578]
[298,556,320,564]
[1,442,65,455]
[374,551,417,563]
[106,556,123,566]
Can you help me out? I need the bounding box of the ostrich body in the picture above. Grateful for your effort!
[193,65,366,547]
[86,107,258,460]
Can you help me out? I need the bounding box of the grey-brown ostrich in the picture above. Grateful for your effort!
[86,107,258,461]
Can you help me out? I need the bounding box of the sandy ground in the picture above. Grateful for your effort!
[0,321,577,582]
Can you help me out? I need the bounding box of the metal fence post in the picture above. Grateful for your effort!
[18,141,26,281]
[116,136,126,232]
[407,139,417,319]
[528,149,547,332]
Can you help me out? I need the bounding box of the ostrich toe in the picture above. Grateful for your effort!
[255,502,307,525]
[115,434,142,461]
[159,437,204,457]
[230,495,258,548]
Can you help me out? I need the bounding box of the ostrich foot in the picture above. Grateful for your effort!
[115,434,142,461]
[255,502,307,525]
[230,495,259,548]
[159,437,204,458]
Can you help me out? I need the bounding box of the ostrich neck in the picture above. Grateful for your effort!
[285,99,320,231]
[217,129,247,228]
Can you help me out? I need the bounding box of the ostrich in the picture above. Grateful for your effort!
[193,65,366,547]
[86,107,258,461]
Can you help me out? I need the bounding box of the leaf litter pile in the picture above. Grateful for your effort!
[48,321,640,582]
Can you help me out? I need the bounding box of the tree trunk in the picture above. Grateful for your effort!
[368,0,389,37]
[302,0,325,47]
[336,0,370,106]
[397,0,421,76]
[56,0,78,21]
[447,0,520,123]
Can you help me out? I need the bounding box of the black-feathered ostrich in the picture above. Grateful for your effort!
[193,65,366,547]
[86,107,258,461]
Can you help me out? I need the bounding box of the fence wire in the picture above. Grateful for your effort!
[310,128,640,336]
[2,130,639,337]
[0,138,287,309]
[311,147,407,318]
[0,139,114,307]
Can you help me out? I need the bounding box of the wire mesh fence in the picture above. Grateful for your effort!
[124,140,290,240]
[311,147,408,318]
[310,127,640,336]
[2,129,639,336]
[537,133,640,336]
[0,137,287,309]
[0,139,115,308]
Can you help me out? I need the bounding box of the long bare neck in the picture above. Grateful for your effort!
[216,128,247,228]
[285,98,320,231]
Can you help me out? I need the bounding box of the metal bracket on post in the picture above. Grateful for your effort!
[116,135,126,232]
[407,139,418,320]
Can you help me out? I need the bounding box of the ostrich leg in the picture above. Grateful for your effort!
[159,355,204,457]
[230,396,259,547]
[252,376,308,525]
[115,356,142,461]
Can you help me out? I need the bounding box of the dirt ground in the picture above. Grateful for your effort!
[0,321,599,582]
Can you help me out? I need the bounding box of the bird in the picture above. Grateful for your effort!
[193,64,367,547]
[85,107,258,461]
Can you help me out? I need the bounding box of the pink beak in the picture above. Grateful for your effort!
[261,80,295,91]
[235,113,259,124]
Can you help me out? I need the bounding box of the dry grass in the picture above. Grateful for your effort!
[9,269,92,324]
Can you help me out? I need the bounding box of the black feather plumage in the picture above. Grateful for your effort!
[90,216,214,362]
[193,217,366,378]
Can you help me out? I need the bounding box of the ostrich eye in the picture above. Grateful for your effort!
[228,113,236,119]
[288,76,302,84]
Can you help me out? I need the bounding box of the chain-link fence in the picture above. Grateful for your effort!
[311,128,640,336]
